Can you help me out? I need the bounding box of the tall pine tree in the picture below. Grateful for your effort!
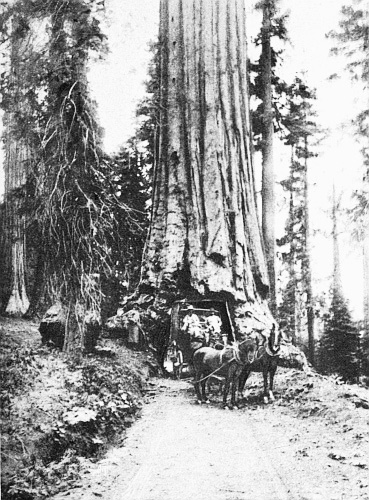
[277,76,318,363]
[329,0,369,357]
[250,0,289,314]
[319,189,359,381]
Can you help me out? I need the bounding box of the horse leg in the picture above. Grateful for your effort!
[201,378,209,403]
[194,370,203,403]
[230,370,239,409]
[262,368,269,404]
[238,367,251,400]
[268,363,277,402]
[222,372,231,409]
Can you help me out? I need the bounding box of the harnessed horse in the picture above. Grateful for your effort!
[193,339,257,409]
[238,323,281,403]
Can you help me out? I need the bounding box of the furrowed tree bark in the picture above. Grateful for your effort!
[260,0,276,314]
[139,0,273,338]
[3,15,31,317]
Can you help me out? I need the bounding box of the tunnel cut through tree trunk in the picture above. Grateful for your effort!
[138,0,274,338]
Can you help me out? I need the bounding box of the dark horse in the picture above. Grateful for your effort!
[238,324,281,404]
[193,339,257,409]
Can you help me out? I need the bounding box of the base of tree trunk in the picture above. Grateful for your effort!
[40,303,101,353]
[107,282,275,367]
[5,289,30,317]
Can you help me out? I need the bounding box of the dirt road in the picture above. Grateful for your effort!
[54,377,369,500]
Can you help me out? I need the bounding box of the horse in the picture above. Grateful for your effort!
[193,339,257,409]
[238,323,281,404]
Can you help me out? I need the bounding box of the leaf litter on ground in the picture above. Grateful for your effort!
[0,317,161,500]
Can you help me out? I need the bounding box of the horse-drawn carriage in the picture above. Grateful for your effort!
[165,300,284,407]
[164,299,235,377]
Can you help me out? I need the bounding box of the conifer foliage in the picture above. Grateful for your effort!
[249,8,317,360]
[318,192,360,381]
[0,0,143,350]
[276,77,318,361]
[320,289,360,382]
[328,0,369,178]
[328,0,369,375]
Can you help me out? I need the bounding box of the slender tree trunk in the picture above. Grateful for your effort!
[0,203,7,309]
[332,184,342,295]
[364,231,369,343]
[140,0,273,336]
[303,137,315,364]
[4,15,31,316]
[359,10,368,377]
[288,187,297,345]
[260,0,276,314]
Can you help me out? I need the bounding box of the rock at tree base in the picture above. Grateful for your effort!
[39,304,101,352]
[39,303,66,349]
[277,343,310,371]
[84,310,101,353]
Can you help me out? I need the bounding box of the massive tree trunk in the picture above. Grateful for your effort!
[140,0,273,337]
[260,0,276,314]
[3,15,31,317]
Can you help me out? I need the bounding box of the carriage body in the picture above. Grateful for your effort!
[164,299,235,376]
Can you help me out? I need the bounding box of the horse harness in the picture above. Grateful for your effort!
[254,339,280,362]
[194,343,246,384]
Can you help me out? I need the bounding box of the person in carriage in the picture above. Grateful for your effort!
[181,305,205,354]
[205,309,226,349]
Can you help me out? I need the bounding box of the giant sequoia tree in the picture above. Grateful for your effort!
[2,13,33,316]
[138,0,274,337]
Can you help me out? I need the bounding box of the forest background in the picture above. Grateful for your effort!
[1,2,369,498]
[93,0,366,324]
[89,0,364,321]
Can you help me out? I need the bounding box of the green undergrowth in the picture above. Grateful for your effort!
[246,367,369,430]
[0,319,159,500]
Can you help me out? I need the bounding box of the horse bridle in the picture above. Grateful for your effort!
[265,343,280,357]
[238,326,280,361]
[232,338,256,365]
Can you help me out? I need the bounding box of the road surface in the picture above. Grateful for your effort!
[54,378,368,500]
